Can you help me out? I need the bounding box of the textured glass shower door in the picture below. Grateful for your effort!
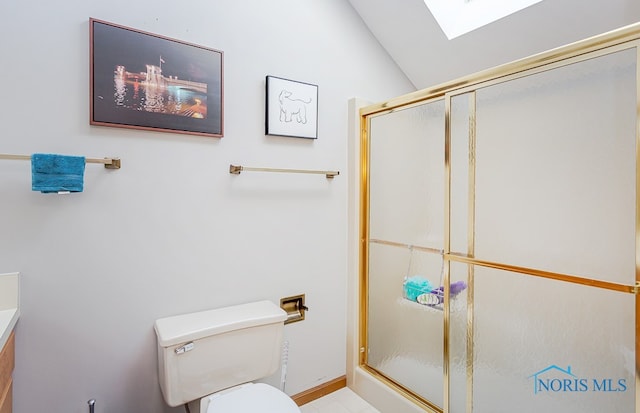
[366,99,446,409]
[363,36,638,413]
[447,47,637,412]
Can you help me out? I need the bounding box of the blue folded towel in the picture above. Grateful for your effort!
[31,153,86,193]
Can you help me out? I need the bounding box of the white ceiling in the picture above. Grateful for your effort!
[348,0,640,90]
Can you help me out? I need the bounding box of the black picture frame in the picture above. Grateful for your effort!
[266,76,318,139]
[90,18,224,138]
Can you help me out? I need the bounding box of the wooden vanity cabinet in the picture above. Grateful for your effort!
[0,331,14,413]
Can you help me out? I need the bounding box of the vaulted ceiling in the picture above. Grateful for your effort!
[348,0,640,90]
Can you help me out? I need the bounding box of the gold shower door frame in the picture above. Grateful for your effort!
[358,23,640,413]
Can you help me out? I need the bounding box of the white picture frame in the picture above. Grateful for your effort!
[266,76,318,139]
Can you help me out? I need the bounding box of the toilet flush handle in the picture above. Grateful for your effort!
[175,342,195,355]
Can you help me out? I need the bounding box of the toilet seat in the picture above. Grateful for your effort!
[204,383,301,413]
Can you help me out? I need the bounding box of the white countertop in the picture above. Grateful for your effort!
[0,272,19,350]
[0,308,19,350]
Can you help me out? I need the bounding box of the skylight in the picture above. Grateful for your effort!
[423,0,543,40]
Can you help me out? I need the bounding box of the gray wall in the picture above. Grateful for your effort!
[0,1,413,412]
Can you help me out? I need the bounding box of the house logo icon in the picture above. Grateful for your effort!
[528,365,628,394]
[528,365,581,394]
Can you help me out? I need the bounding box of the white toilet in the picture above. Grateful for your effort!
[154,300,301,413]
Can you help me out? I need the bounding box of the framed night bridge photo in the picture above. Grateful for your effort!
[90,18,224,137]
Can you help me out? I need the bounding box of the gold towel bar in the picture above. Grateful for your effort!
[0,153,121,169]
[229,164,339,179]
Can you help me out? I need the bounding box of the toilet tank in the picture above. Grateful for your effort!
[154,300,287,407]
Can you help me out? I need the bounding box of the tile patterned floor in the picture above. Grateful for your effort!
[300,388,380,413]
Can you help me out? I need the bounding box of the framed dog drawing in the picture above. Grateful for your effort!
[265,76,318,139]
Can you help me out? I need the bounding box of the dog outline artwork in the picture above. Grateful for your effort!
[279,90,311,124]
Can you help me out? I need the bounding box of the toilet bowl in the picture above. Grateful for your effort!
[154,300,301,412]
[198,383,300,413]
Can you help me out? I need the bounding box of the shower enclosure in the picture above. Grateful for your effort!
[356,24,639,413]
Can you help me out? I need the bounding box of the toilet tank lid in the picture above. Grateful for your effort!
[154,300,287,347]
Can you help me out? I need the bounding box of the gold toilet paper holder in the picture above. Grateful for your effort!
[280,294,308,324]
